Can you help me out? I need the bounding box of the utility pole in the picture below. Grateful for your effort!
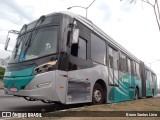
[67,0,96,18]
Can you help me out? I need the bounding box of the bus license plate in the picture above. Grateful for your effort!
[10,88,18,92]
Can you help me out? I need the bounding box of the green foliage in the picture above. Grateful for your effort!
[0,67,5,78]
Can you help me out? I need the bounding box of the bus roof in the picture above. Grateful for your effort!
[30,11,154,72]
[55,11,140,62]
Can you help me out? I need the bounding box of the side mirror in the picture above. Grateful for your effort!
[4,30,19,52]
[72,29,79,44]
[4,37,10,51]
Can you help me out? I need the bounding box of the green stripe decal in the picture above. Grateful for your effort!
[3,66,36,91]
[4,75,35,91]
[109,74,141,102]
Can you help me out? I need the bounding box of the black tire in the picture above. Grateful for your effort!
[92,83,104,105]
[134,88,139,100]
[152,89,154,97]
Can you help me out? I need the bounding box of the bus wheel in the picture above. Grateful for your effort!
[152,90,154,97]
[134,89,139,100]
[92,83,104,104]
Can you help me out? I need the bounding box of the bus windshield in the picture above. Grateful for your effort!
[9,26,58,63]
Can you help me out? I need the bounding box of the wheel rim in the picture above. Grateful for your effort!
[152,91,154,97]
[135,91,138,100]
[93,89,102,102]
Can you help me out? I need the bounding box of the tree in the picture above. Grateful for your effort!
[122,0,160,31]
[0,67,5,79]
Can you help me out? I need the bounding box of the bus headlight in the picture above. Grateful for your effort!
[33,61,57,75]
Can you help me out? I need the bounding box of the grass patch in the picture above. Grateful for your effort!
[0,67,5,78]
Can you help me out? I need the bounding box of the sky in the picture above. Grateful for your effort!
[0,0,160,86]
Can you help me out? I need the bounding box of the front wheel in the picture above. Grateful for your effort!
[92,83,104,105]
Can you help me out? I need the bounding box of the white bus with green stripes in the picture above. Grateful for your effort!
[3,12,158,104]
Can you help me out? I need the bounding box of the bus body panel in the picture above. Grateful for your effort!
[3,12,157,105]
[67,64,105,104]
[4,71,60,102]
[55,70,68,103]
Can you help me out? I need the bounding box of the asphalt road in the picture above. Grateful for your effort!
[0,92,90,114]
[0,92,58,112]
[0,92,159,113]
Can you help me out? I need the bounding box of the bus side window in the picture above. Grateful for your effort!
[113,49,119,70]
[109,47,113,68]
[131,61,135,75]
[71,44,78,56]
[127,58,131,74]
[152,74,156,82]
[119,52,127,73]
[146,70,152,82]
[66,31,70,46]
[135,62,140,78]
[91,33,106,64]
[108,46,119,85]
[108,46,119,70]
[149,71,152,82]
[71,37,87,60]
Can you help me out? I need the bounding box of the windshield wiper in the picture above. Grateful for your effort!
[28,30,38,47]
[24,15,46,49]
[13,38,22,59]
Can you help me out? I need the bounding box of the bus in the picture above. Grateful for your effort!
[3,12,158,104]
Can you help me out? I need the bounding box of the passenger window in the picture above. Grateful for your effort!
[78,38,87,59]
[135,63,140,78]
[109,46,118,70]
[66,31,70,46]
[152,74,157,82]
[91,33,106,64]
[146,70,152,81]
[127,58,131,74]
[150,72,152,82]
[108,46,119,86]
[119,52,127,72]
[71,37,87,60]
[109,47,113,68]
[131,61,135,75]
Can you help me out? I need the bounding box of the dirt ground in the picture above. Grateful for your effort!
[12,97,160,120]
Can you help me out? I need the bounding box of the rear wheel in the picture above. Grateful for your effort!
[92,83,104,104]
[134,88,139,100]
[152,89,154,97]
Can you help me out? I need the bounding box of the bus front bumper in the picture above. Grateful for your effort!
[4,71,60,102]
